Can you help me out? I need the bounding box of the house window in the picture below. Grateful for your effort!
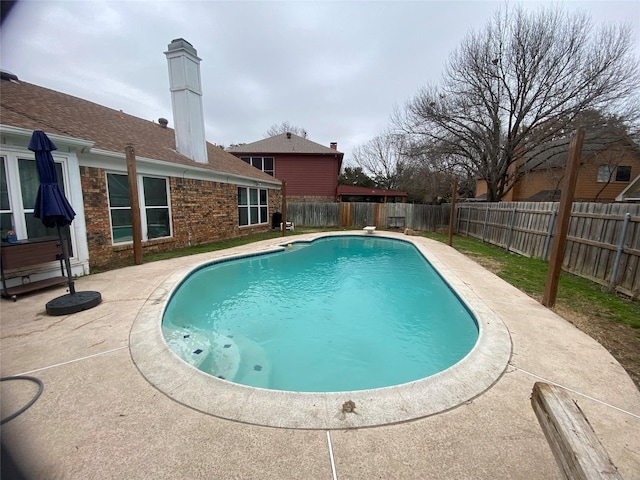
[142,177,171,239]
[0,157,12,240]
[107,173,171,244]
[19,158,66,239]
[598,165,632,182]
[241,157,274,176]
[615,166,631,182]
[0,155,66,241]
[238,187,268,226]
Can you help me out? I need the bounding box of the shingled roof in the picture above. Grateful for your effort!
[227,132,343,156]
[524,129,639,171]
[0,77,277,183]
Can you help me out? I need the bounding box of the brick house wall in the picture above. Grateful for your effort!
[81,166,281,270]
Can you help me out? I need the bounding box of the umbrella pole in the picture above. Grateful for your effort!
[58,224,76,295]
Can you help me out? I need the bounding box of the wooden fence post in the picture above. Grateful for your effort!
[482,206,490,242]
[543,209,558,261]
[542,128,585,308]
[448,178,458,246]
[281,180,287,237]
[506,207,517,252]
[465,206,471,235]
[609,212,631,287]
[125,145,143,265]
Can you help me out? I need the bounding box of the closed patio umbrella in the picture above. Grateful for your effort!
[30,131,76,229]
[29,130,101,315]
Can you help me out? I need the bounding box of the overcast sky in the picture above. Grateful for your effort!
[1,1,639,165]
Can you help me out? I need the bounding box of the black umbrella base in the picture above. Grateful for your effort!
[46,291,102,316]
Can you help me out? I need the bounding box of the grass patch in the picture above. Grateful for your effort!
[144,231,291,263]
[142,227,343,263]
[421,232,640,330]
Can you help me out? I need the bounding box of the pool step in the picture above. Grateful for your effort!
[230,334,272,389]
[163,328,270,387]
[208,331,241,380]
[163,329,213,371]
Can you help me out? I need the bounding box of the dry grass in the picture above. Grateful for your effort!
[423,231,640,390]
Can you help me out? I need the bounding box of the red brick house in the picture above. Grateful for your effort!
[227,132,344,202]
[0,39,280,289]
[475,132,640,202]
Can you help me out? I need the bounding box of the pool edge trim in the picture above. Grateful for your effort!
[129,231,512,429]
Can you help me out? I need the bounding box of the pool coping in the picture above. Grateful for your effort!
[129,231,512,429]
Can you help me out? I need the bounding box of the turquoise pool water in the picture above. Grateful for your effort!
[162,236,479,392]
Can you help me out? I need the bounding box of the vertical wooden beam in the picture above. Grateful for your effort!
[125,145,143,265]
[542,128,585,307]
[281,180,287,237]
[448,178,458,247]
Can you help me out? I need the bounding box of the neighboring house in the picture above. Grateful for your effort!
[336,185,407,203]
[475,131,640,202]
[0,38,280,288]
[227,133,344,202]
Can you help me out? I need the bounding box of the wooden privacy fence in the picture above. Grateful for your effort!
[287,200,639,296]
[456,202,640,298]
[286,202,341,227]
[287,202,451,232]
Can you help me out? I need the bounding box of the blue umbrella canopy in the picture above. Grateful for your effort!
[29,130,76,228]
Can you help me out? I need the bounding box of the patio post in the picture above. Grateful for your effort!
[125,145,143,264]
[542,128,584,308]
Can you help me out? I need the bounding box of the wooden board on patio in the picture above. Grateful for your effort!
[531,382,623,480]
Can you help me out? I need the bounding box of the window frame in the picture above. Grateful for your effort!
[106,172,172,245]
[0,151,71,242]
[0,156,13,241]
[615,165,632,182]
[238,186,268,227]
[240,157,275,176]
[598,164,632,183]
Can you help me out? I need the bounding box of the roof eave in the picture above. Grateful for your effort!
[0,124,95,151]
[87,148,281,187]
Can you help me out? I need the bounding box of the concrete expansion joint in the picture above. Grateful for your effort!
[16,346,130,376]
[509,364,640,420]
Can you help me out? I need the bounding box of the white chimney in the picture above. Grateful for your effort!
[164,38,208,163]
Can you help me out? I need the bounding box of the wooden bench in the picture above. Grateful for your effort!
[1,239,68,301]
[531,382,623,480]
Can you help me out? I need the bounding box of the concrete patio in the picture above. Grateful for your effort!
[1,233,639,479]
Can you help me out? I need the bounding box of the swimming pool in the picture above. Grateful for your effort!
[162,236,479,392]
[130,232,511,429]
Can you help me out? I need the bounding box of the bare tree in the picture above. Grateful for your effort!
[265,121,308,138]
[395,5,639,201]
[393,139,473,203]
[350,131,407,189]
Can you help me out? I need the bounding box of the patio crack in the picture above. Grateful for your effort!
[0,316,68,339]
